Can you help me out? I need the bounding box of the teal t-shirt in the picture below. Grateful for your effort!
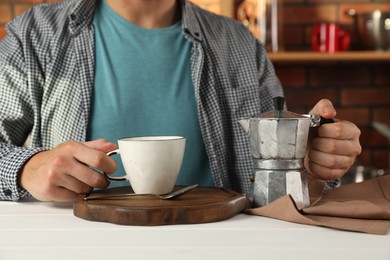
[87,0,214,188]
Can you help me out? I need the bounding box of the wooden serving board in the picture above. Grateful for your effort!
[73,186,249,226]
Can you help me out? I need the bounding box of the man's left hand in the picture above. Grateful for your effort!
[305,99,362,180]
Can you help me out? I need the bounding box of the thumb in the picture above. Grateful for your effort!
[83,138,117,153]
[309,99,336,119]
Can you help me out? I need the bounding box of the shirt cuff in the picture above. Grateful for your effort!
[0,147,45,201]
[324,179,341,190]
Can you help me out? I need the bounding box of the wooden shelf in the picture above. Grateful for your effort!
[268,51,390,63]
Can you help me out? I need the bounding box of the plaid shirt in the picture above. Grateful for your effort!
[0,0,283,201]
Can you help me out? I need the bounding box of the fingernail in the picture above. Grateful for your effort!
[323,107,335,116]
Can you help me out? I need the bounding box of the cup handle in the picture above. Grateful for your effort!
[104,149,128,182]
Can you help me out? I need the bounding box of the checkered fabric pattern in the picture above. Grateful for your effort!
[0,0,284,201]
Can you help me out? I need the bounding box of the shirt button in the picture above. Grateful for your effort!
[4,189,12,197]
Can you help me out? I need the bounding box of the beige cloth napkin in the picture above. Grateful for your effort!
[245,175,390,235]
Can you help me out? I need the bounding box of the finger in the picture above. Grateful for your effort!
[62,159,110,189]
[311,137,357,156]
[49,187,79,202]
[309,99,336,119]
[55,172,94,194]
[317,121,360,140]
[59,141,117,174]
[308,149,353,174]
[37,182,79,202]
[42,157,99,192]
[84,138,117,153]
[307,161,346,180]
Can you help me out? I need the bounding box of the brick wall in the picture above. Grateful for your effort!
[1,0,389,169]
[267,0,390,169]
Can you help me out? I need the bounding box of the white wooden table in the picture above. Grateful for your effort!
[1,198,389,260]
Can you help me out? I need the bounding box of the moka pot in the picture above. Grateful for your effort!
[238,97,325,209]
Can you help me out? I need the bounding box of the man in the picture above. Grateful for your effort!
[0,0,361,202]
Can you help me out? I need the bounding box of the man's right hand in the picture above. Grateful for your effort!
[18,139,118,202]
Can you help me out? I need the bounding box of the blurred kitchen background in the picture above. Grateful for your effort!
[1,0,389,183]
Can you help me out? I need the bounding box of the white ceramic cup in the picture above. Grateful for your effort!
[104,136,186,195]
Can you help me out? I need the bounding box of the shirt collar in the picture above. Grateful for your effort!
[68,0,202,42]
[180,0,203,42]
[68,0,96,34]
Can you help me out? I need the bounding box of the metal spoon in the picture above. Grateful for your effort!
[83,184,198,201]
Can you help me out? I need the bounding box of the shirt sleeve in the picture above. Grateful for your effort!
[0,21,43,201]
[0,144,44,200]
